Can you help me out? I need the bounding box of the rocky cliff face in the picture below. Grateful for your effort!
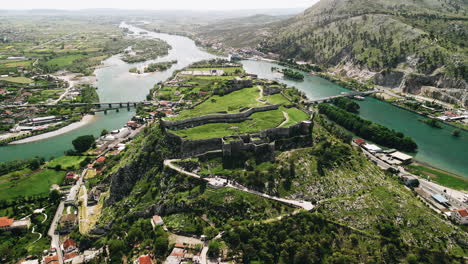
[106,124,178,205]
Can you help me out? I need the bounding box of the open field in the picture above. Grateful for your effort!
[171,109,284,140]
[0,169,65,200]
[0,76,34,83]
[407,164,468,191]
[46,156,87,170]
[169,86,263,120]
[280,107,310,127]
[265,93,290,105]
[44,54,86,67]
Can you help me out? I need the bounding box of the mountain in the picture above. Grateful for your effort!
[260,0,468,106]
[198,0,468,107]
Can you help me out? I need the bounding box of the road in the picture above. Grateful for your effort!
[164,159,314,211]
[354,143,467,211]
[47,201,64,264]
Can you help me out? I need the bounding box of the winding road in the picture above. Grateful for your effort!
[164,159,314,211]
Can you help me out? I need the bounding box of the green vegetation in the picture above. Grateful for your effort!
[281,68,304,80]
[121,39,171,63]
[144,60,177,73]
[0,169,65,200]
[171,109,284,140]
[72,135,96,153]
[279,107,310,127]
[419,118,443,128]
[332,97,360,113]
[169,87,263,120]
[0,197,58,263]
[0,76,33,84]
[77,84,100,103]
[46,156,87,171]
[318,104,418,152]
[44,54,85,67]
[223,212,464,264]
[452,129,461,137]
[407,164,468,191]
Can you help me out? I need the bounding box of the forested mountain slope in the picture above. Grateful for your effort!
[194,0,467,106]
[259,0,468,106]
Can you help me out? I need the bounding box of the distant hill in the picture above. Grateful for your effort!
[199,0,468,107]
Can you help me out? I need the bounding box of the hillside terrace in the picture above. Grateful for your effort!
[156,62,310,141]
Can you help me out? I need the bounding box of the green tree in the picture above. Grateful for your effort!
[72,135,95,153]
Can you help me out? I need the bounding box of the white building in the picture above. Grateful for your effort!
[363,143,382,153]
[390,151,413,164]
[451,209,468,225]
[151,215,164,229]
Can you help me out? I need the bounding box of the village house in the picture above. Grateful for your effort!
[136,255,153,264]
[0,216,31,230]
[451,209,468,224]
[42,254,59,264]
[62,239,78,253]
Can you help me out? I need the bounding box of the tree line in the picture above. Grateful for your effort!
[318,104,418,152]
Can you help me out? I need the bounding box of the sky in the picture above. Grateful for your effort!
[0,0,317,10]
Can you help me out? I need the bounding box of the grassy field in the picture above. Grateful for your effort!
[46,156,87,170]
[280,107,310,127]
[45,54,85,67]
[171,109,284,140]
[0,169,65,200]
[169,87,263,120]
[0,76,34,83]
[265,93,290,105]
[407,164,468,191]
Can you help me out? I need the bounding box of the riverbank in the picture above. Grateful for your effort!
[10,115,96,145]
[406,162,468,191]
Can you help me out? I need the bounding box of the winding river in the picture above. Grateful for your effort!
[0,24,467,178]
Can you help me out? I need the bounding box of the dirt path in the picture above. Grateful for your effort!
[278,111,290,127]
[164,159,314,211]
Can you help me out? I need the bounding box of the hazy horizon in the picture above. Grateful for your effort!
[0,0,318,11]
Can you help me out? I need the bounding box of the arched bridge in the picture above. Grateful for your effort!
[304,90,377,105]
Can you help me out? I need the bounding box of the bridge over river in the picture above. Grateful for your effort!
[304,90,377,105]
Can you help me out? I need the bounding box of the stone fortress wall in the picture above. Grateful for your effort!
[161,104,280,131]
[167,120,313,159]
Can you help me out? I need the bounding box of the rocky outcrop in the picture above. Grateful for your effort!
[262,85,281,96]
[401,73,468,107]
[373,70,405,89]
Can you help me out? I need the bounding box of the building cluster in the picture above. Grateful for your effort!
[38,239,102,264]
[165,243,202,264]
[353,138,413,165]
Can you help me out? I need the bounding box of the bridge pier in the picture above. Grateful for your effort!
[127,102,130,107]
[108,103,112,108]
[119,103,123,107]
[104,110,108,114]
[116,108,120,112]
[133,103,137,107]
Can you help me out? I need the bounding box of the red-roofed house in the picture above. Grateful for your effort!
[66,172,76,179]
[0,217,14,230]
[137,255,153,264]
[451,209,468,224]
[64,251,79,262]
[96,156,106,163]
[353,138,365,146]
[43,255,59,264]
[62,239,77,253]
